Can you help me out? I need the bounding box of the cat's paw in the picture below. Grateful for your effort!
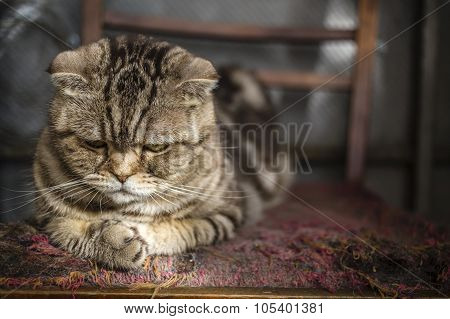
[98,220,148,269]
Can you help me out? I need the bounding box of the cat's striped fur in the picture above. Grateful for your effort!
[33,35,290,269]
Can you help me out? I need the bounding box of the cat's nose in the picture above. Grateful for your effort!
[113,173,130,183]
[109,150,139,184]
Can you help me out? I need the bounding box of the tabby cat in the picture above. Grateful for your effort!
[33,35,290,269]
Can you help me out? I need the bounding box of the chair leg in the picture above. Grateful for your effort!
[81,0,103,45]
[346,0,379,183]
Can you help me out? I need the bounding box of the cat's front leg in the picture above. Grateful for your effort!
[91,219,149,269]
[46,217,148,269]
[141,207,243,255]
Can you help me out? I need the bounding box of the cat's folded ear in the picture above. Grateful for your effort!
[176,57,218,105]
[47,50,91,96]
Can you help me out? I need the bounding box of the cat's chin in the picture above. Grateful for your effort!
[108,190,141,205]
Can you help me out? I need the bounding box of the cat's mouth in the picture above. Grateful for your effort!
[111,185,142,197]
[115,188,134,195]
[84,175,160,204]
[106,184,156,204]
[108,188,142,204]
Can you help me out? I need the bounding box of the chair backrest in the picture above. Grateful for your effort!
[81,0,379,184]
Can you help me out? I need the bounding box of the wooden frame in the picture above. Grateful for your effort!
[414,0,438,213]
[1,287,443,299]
[103,11,356,43]
[81,0,379,184]
[81,0,102,45]
[346,0,379,183]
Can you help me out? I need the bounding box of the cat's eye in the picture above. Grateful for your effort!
[143,143,170,153]
[84,140,107,150]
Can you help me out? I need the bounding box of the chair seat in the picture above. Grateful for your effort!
[0,182,448,298]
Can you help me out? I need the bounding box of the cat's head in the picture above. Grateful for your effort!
[46,35,220,206]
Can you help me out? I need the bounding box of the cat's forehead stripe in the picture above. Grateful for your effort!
[102,37,176,148]
[104,37,174,101]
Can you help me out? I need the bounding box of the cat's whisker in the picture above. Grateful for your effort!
[83,190,101,213]
[40,184,84,205]
[160,186,224,205]
[175,183,245,193]
[153,191,177,206]
[155,189,182,201]
[99,196,112,210]
[1,179,83,195]
[38,185,89,218]
[38,185,92,219]
[0,182,86,214]
[167,184,249,199]
[99,194,105,215]
[3,191,47,202]
[72,188,97,206]
[8,179,78,191]
[54,184,89,200]
[1,181,86,201]
[56,185,92,202]
[148,193,163,210]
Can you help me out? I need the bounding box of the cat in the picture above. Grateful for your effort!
[32,35,291,269]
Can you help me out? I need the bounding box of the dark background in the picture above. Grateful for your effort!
[0,0,449,225]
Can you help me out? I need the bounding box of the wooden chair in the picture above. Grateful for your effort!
[20,0,377,298]
[81,0,379,184]
[2,1,448,300]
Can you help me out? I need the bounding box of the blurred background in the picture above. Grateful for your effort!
[0,0,449,225]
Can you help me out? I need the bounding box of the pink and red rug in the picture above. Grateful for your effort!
[0,183,448,297]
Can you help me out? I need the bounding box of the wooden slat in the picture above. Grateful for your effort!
[414,0,439,214]
[103,11,355,43]
[346,0,379,183]
[0,287,442,298]
[0,287,377,299]
[81,0,103,45]
[255,70,351,91]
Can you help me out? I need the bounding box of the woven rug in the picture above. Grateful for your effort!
[0,183,448,297]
